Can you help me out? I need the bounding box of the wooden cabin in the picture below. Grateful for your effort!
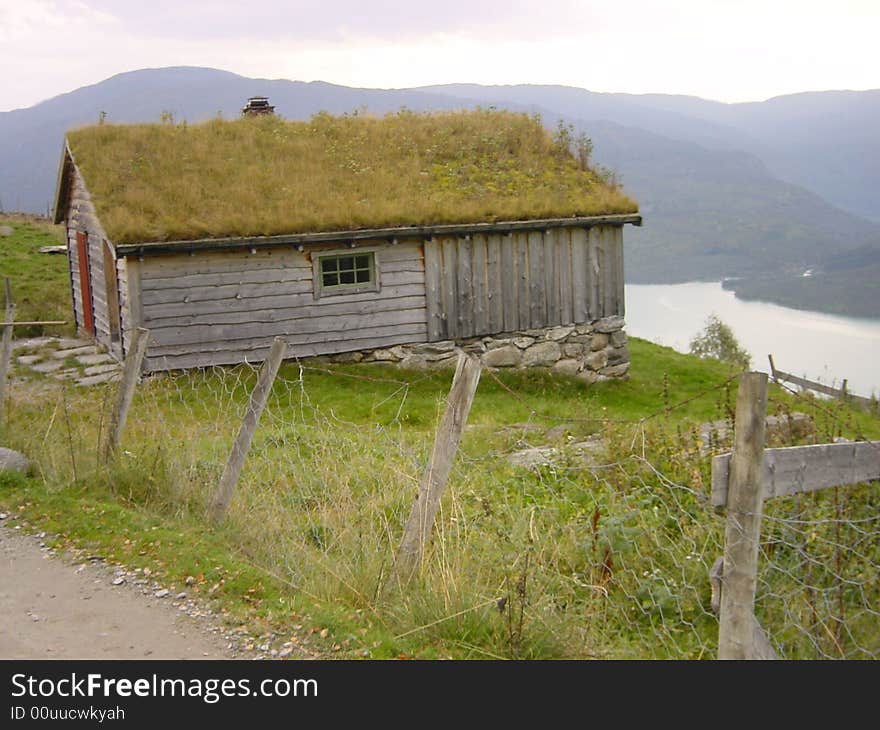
[53,109,641,378]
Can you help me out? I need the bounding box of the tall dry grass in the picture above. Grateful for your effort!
[67,109,637,245]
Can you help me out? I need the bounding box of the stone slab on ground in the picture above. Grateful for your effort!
[16,355,43,366]
[508,438,605,469]
[76,353,114,366]
[52,346,97,359]
[83,363,120,376]
[0,447,29,473]
[51,369,80,381]
[31,360,64,374]
[76,372,121,387]
[13,337,55,351]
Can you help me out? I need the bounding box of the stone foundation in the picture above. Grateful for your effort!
[324,316,630,382]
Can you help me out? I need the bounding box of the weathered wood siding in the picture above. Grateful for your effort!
[64,165,124,358]
[425,225,624,341]
[139,240,428,370]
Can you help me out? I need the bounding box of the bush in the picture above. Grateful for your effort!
[689,314,751,370]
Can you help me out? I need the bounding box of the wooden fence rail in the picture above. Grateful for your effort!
[713,371,880,660]
[712,440,880,507]
[768,354,879,414]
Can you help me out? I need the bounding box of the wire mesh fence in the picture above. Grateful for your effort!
[5,351,879,659]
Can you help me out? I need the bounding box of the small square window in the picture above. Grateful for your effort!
[315,250,378,297]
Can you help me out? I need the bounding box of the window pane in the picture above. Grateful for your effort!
[319,252,375,290]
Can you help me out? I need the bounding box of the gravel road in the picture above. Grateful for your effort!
[0,525,237,659]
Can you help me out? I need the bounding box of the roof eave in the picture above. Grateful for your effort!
[115,214,643,257]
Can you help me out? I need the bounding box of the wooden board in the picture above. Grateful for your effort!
[614,226,626,317]
[517,233,530,329]
[556,228,573,325]
[144,294,427,328]
[712,440,880,507]
[501,234,518,332]
[527,231,546,328]
[457,235,474,337]
[145,324,428,371]
[590,226,604,317]
[544,230,560,325]
[471,234,489,335]
[570,228,589,323]
[602,226,615,316]
[486,234,504,334]
[423,239,444,341]
[440,237,458,339]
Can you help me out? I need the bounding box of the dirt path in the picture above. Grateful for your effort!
[0,526,238,659]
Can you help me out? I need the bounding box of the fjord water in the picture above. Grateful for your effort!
[625,282,880,398]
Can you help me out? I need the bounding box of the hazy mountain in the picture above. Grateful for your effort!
[0,67,470,214]
[581,120,877,284]
[423,84,880,222]
[1,67,877,317]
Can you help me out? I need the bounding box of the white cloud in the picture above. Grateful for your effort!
[0,0,877,111]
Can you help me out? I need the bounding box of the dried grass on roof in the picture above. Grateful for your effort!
[67,109,637,244]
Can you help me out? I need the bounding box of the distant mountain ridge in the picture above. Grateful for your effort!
[1,67,877,317]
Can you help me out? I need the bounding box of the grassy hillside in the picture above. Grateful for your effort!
[67,110,636,244]
[2,334,877,660]
[1,213,876,660]
[0,215,72,335]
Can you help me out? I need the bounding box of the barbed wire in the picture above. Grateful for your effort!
[8,356,878,660]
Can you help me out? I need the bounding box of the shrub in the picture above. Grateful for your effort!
[689,314,751,370]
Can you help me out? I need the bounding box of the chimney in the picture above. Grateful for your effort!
[241,96,275,117]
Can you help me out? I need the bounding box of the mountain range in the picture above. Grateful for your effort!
[2,67,877,317]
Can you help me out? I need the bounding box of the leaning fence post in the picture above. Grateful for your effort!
[718,371,769,659]
[208,337,287,524]
[104,327,150,460]
[393,352,482,586]
[0,278,16,427]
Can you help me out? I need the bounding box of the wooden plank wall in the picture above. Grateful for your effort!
[65,165,123,358]
[426,224,624,341]
[139,240,427,370]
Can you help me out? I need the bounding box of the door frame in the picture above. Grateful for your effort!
[76,230,95,336]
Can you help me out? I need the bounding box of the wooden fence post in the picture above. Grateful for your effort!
[0,279,16,427]
[393,352,482,585]
[104,327,150,460]
[208,337,287,524]
[718,371,769,659]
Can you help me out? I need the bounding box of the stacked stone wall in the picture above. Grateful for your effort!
[323,316,630,382]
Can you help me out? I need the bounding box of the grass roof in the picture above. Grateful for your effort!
[66,109,638,245]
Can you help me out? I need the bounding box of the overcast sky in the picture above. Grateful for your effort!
[2,0,878,112]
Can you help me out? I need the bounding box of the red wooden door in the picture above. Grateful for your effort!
[76,231,95,335]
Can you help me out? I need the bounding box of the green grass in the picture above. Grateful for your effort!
[0,215,73,336]
[66,109,637,245]
[2,338,878,659]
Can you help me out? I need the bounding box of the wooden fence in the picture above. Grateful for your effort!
[768,354,879,415]
[711,371,880,659]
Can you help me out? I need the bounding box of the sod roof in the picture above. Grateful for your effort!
[62,109,638,245]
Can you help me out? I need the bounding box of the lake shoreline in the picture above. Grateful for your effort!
[625,282,880,398]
